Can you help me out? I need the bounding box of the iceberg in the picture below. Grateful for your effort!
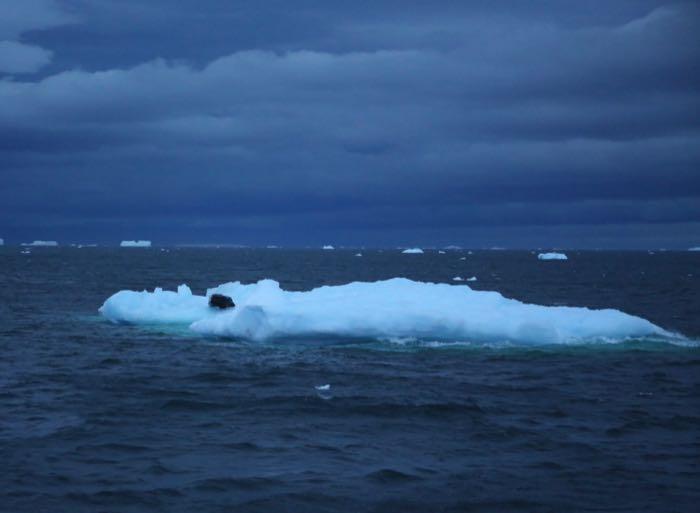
[355,253,363,257]
[538,252,568,261]
[120,240,151,248]
[22,240,58,247]
[0,238,3,246]
[322,245,335,250]
[402,248,424,254]
[689,247,700,252]
[467,276,477,282]
[99,278,674,345]
[452,276,464,281]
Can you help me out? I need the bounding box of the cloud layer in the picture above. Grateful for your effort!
[1,1,699,247]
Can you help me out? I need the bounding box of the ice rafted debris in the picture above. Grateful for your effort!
[100,278,676,345]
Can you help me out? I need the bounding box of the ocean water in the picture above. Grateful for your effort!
[1,247,698,513]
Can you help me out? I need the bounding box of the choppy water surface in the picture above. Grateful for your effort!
[1,248,698,512]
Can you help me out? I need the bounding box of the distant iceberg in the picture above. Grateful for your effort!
[100,278,675,345]
[355,253,363,257]
[0,238,3,246]
[452,276,464,281]
[402,248,424,254]
[322,245,335,250]
[22,240,58,247]
[120,240,151,248]
[538,252,568,261]
[467,276,477,282]
[689,247,700,252]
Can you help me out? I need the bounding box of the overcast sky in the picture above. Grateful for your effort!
[1,0,698,247]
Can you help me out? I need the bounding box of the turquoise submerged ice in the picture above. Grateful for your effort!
[99,278,673,344]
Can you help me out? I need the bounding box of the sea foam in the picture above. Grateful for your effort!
[99,278,674,345]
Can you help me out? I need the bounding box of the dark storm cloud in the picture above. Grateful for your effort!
[1,0,699,247]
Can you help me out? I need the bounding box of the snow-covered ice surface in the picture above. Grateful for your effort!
[120,240,151,248]
[100,278,679,345]
[538,252,568,260]
[402,248,424,254]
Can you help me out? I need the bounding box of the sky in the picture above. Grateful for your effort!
[1,0,699,248]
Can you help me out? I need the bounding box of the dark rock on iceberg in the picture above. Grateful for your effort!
[209,294,235,309]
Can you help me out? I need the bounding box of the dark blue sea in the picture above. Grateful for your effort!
[1,247,698,513]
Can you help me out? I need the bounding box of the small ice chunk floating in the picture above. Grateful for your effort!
[22,240,58,247]
[538,252,568,261]
[99,278,678,345]
[120,240,152,248]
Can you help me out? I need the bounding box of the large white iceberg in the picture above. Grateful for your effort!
[99,278,674,345]
[538,252,568,260]
[402,248,424,254]
[120,240,151,248]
